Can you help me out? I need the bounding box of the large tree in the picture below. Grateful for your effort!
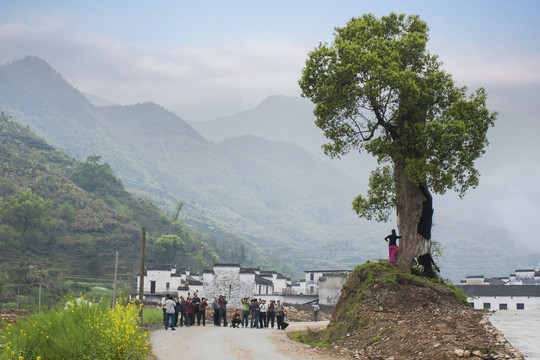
[0,188,52,243]
[298,13,496,274]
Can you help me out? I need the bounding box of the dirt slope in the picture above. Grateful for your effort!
[314,262,524,360]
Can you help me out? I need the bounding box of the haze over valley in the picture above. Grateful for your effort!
[0,55,537,281]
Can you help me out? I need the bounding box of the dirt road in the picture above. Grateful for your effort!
[149,321,347,360]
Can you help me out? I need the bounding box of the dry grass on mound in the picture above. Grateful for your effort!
[303,261,524,360]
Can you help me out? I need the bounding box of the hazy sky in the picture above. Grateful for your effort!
[1,0,539,120]
[1,0,539,261]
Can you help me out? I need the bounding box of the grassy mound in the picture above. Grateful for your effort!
[302,261,516,360]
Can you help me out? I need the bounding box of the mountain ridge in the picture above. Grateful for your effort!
[0,56,530,280]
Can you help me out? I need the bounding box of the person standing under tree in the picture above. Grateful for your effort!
[385,229,401,264]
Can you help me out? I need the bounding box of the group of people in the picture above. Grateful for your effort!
[161,293,208,330]
[231,297,288,330]
[162,294,289,330]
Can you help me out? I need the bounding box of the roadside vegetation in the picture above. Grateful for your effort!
[0,112,221,308]
[0,297,150,360]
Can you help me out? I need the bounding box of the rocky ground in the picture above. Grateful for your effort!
[0,309,27,328]
[302,262,527,360]
[0,293,528,360]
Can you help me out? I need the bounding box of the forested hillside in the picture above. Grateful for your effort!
[0,112,232,305]
[0,56,377,277]
[0,56,530,282]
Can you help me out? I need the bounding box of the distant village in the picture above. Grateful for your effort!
[137,263,351,307]
[137,263,540,311]
[457,268,540,311]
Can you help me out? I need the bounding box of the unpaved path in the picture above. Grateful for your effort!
[149,321,347,360]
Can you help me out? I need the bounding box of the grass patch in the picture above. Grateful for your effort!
[288,328,331,348]
[0,297,150,359]
[141,306,164,324]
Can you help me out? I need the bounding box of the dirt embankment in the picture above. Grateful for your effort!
[309,262,525,360]
[0,309,27,328]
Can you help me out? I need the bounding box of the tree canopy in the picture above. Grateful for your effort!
[0,188,52,242]
[70,155,123,195]
[152,234,186,264]
[299,13,496,273]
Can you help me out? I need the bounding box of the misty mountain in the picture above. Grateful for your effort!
[189,95,378,180]
[0,56,530,280]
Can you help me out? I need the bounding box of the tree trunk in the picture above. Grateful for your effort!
[393,163,433,273]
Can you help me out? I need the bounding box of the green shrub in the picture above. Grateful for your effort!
[0,297,150,360]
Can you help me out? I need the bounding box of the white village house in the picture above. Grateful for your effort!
[137,264,351,306]
[456,268,540,311]
[304,269,351,305]
[137,265,203,304]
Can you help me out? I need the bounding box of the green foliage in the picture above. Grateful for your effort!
[0,188,52,244]
[151,234,186,264]
[352,166,395,221]
[0,298,150,359]
[299,12,496,220]
[288,329,331,349]
[141,306,165,324]
[0,112,219,305]
[70,155,124,196]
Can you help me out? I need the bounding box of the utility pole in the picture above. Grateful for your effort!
[112,251,118,308]
[138,227,146,326]
[38,283,41,314]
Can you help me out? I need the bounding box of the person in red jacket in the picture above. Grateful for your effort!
[186,296,196,326]
[198,297,208,326]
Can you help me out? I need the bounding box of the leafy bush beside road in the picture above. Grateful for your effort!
[0,298,150,360]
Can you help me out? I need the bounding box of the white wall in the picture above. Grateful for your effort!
[318,273,349,306]
[469,296,540,311]
[140,270,182,294]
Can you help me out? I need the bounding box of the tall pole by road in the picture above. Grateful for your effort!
[112,251,118,308]
[138,227,146,326]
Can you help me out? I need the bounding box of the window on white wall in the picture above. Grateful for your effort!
[483,303,491,310]
[517,303,525,310]
[499,304,508,310]
[166,282,170,290]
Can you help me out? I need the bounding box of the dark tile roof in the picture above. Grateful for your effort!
[185,276,203,286]
[488,277,509,285]
[255,275,273,286]
[240,268,256,274]
[457,285,540,297]
[214,263,241,267]
[243,267,261,272]
[147,265,175,271]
